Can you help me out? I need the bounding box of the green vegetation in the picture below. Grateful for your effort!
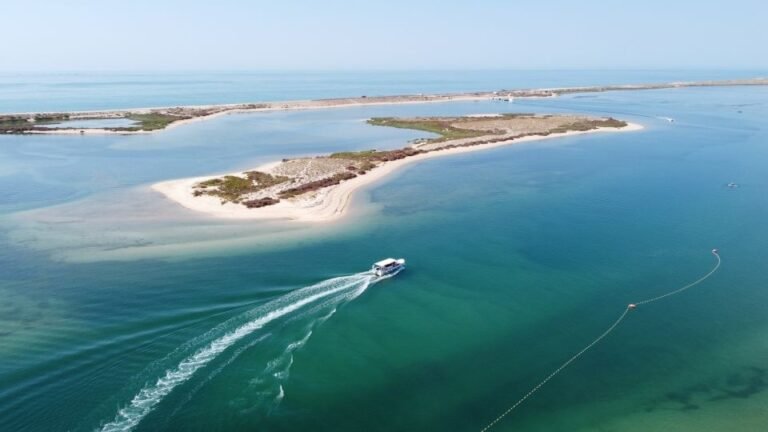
[197,176,252,202]
[370,114,626,142]
[0,112,185,133]
[33,114,71,124]
[121,113,187,131]
[329,148,423,162]
[0,117,34,133]
[0,114,71,133]
[548,117,627,134]
[329,150,379,160]
[244,171,290,187]
[367,117,498,143]
[194,171,290,202]
[358,161,376,172]
[1,103,275,134]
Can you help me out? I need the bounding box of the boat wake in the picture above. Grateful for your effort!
[97,272,376,432]
[244,306,341,415]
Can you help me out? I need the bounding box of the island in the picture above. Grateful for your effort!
[0,78,764,135]
[151,114,642,222]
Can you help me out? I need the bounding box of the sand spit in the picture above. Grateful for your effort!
[151,122,643,223]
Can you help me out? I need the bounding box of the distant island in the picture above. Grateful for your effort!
[0,78,765,135]
[152,114,642,222]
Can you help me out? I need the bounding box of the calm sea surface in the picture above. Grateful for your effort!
[0,69,765,113]
[1,71,767,431]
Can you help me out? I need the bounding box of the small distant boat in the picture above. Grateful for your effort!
[372,258,406,277]
[727,182,739,189]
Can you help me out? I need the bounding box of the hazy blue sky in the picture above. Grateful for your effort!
[2,0,766,71]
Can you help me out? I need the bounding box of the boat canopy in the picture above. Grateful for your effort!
[373,258,397,267]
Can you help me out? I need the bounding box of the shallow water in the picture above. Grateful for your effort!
[1,76,767,432]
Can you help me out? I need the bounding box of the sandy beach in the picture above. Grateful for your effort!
[151,122,643,222]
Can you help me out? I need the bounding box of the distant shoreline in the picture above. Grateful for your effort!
[151,122,643,223]
[1,78,764,135]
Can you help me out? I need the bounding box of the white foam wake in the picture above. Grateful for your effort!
[98,273,374,432]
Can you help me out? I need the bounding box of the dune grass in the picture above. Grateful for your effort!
[367,117,495,143]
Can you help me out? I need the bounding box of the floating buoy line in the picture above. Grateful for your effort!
[479,249,722,432]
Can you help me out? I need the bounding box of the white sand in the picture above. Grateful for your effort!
[151,123,643,223]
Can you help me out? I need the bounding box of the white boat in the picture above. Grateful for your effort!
[372,258,406,277]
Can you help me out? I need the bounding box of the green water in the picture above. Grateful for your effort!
[1,85,767,431]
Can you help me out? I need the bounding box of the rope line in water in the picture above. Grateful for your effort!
[634,252,721,306]
[479,249,721,432]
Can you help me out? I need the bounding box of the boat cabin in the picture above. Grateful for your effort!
[372,258,405,277]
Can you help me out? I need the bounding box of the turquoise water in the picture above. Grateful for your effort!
[1,74,768,431]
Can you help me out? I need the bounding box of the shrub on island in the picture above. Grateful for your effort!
[242,197,280,208]
[279,172,357,198]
